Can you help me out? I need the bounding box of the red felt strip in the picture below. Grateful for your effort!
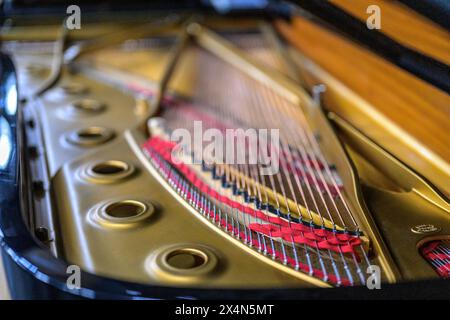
[143,136,362,258]
[421,241,450,278]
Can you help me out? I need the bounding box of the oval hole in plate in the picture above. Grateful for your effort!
[66,127,114,147]
[166,249,208,270]
[104,200,147,219]
[92,160,129,175]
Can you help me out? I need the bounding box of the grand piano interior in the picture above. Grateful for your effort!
[0,0,449,300]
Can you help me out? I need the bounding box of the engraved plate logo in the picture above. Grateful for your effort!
[411,224,441,234]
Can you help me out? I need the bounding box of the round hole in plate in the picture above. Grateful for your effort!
[84,160,135,184]
[92,199,154,228]
[78,130,102,139]
[91,160,129,175]
[166,249,208,270]
[104,200,147,219]
[72,99,105,114]
[147,244,219,280]
[66,127,114,147]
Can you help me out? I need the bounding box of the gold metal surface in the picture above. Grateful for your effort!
[145,244,220,284]
[330,113,450,280]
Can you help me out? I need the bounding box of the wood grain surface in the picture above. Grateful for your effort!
[330,0,450,65]
[276,16,450,195]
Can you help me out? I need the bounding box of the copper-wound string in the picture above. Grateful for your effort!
[249,78,344,283]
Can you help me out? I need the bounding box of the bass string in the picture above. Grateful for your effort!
[208,46,314,266]
[183,47,258,246]
[257,45,369,281]
[239,67,356,283]
[227,70,300,265]
[259,79,362,284]
[187,44,358,282]
[240,72,340,279]
[203,51,278,252]
[194,45,349,282]
[227,42,363,280]
[186,46,310,268]
[214,55,328,275]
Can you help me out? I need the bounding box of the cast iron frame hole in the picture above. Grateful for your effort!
[104,200,146,219]
[91,161,129,175]
[165,249,208,270]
